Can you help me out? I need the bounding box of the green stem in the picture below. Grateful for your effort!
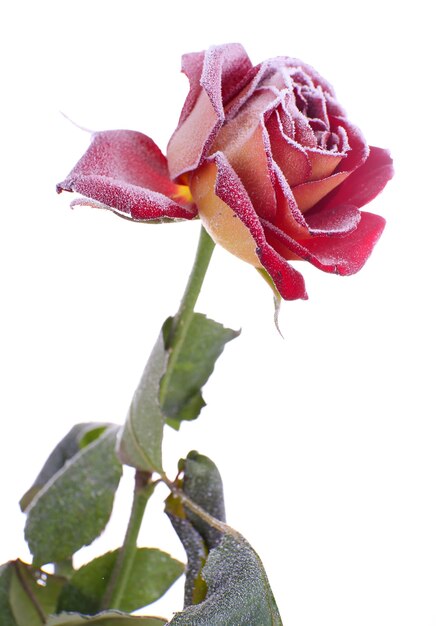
[102,227,214,610]
[160,225,215,404]
[160,473,236,538]
[53,558,73,578]
[101,471,155,610]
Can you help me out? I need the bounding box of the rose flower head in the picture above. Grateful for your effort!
[57,43,393,300]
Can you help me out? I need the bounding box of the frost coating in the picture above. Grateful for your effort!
[167,534,283,625]
[57,44,393,301]
[118,329,168,473]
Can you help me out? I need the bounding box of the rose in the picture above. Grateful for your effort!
[57,43,393,300]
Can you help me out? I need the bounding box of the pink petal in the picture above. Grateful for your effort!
[212,152,307,300]
[167,44,253,180]
[57,130,197,221]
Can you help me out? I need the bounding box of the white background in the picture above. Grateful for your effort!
[0,1,434,624]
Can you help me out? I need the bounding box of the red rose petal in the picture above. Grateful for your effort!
[290,119,371,212]
[306,150,343,181]
[292,171,350,212]
[267,109,312,187]
[304,202,361,236]
[332,116,369,173]
[273,166,361,238]
[212,152,308,300]
[167,44,253,180]
[302,211,386,274]
[177,50,206,127]
[261,211,385,275]
[317,146,394,212]
[66,175,197,221]
[57,130,197,220]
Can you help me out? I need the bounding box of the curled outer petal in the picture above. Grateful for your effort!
[191,152,308,301]
[57,130,197,221]
[167,43,254,181]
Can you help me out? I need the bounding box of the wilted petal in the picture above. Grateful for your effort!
[57,130,197,220]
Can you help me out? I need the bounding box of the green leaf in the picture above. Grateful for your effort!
[46,612,167,625]
[165,451,226,608]
[182,451,226,550]
[24,426,122,565]
[165,499,208,608]
[57,548,184,614]
[168,534,283,625]
[0,560,65,626]
[0,563,19,625]
[20,423,112,512]
[161,314,239,429]
[117,331,167,472]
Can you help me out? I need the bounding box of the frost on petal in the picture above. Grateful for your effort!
[177,50,207,127]
[57,130,197,221]
[262,211,385,275]
[302,211,386,274]
[290,119,370,212]
[210,152,307,300]
[292,171,350,212]
[267,109,312,187]
[66,175,198,221]
[316,146,394,212]
[210,87,284,221]
[167,44,253,181]
[273,166,361,238]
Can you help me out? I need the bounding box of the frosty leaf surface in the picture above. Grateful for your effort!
[168,534,283,625]
[164,507,208,608]
[182,451,226,549]
[20,423,111,512]
[117,330,167,472]
[161,314,239,429]
[57,548,184,614]
[24,427,122,565]
[165,451,226,608]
